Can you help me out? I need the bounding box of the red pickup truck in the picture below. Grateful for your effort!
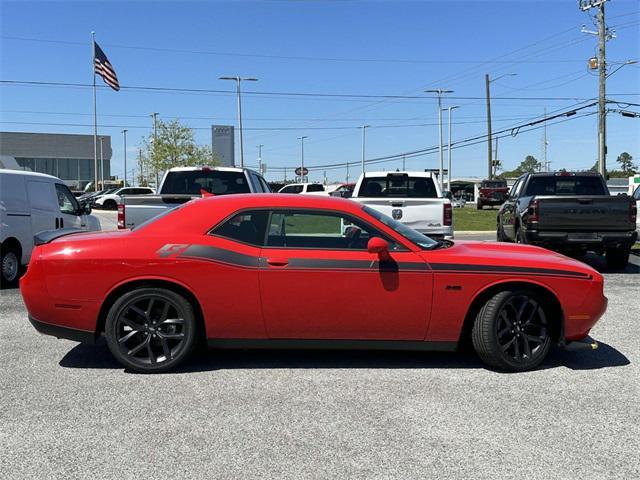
[477,179,509,210]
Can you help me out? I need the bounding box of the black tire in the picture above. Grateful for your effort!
[605,246,630,270]
[103,199,118,210]
[476,201,483,210]
[496,220,508,242]
[472,289,552,372]
[515,225,526,244]
[1,243,21,289]
[105,288,198,373]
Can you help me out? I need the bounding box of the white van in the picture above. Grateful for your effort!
[0,169,101,287]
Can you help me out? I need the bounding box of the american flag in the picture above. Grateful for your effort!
[94,42,120,91]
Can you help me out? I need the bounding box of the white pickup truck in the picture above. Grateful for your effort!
[350,171,453,239]
[118,166,271,229]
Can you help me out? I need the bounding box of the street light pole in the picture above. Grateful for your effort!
[99,136,104,189]
[360,124,370,175]
[257,144,264,174]
[220,76,258,168]
[425,89,453,190]
[150,112,159,186]
[122,129,128,186]
[485,73,516,180]
[298,136,307,182]
[445,106,459,192]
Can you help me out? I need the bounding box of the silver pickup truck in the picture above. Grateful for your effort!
[118,166,271,229]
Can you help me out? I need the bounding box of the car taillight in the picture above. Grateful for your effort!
[444,203,452,226]
[631,202,637,223]
[527,199,539,223]
[117,203,125,229]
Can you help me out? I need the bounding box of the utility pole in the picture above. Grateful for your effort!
[151,112,159,187]
[402,155,406,171]
[360,124,370,175]
[220,76,258,168]
[543,107,548,172]
[446,106,459,192]
[346,161,350,184]
[298,136,307,182]
[426,89,453,190]
[597,1,607,177]
[494,137,499,177]
[122,129,128,186]
[579,0,610,176]
[485,73,517,180]
[257,144,264,174]
[138,149,144,187]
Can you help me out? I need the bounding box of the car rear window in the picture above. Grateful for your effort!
[359,174,438,198]
[306,184,325,192]
[481,181,506,188]
[525,176,606,196]
[161,171,250,195]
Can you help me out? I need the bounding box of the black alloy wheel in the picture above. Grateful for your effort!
[472,289,552,371]
[105,288,197,373]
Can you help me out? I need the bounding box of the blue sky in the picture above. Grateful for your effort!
[1,0,638,182]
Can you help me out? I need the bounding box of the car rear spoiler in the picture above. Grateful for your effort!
[34,228,84,246]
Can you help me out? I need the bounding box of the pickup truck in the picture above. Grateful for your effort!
[350,171,453,239]
[477,179,509,210]
[118,166,271,229]
[497,171,637,268]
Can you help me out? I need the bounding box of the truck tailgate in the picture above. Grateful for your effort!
[353,198,446,234]
[536,195,634,231]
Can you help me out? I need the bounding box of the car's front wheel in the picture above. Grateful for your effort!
[103,199,118,210]
[105,288,198,373]
[472,289,552,371]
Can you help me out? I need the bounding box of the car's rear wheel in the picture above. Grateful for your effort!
[103,199,117,210]
[472,289,552,372]
[105,288,197,373]
[605,246,630,270]
[477,200,483,210]
[1,244,21,288]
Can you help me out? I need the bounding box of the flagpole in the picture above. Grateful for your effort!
[92,31,98,192]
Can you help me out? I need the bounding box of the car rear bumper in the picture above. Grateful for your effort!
[29,315,96,344]
[523,229,637,247]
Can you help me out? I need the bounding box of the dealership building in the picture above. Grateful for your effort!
[0,131,112,190]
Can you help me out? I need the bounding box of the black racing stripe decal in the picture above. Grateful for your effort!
[429,263,590,278]
[179,245,260,268]
[284,258,428,272]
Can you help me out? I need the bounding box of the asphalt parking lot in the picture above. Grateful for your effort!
[1,220,639,479]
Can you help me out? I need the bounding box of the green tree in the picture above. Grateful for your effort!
[498,155,541,178]
[616,152,636,174]
[142,119,220,174]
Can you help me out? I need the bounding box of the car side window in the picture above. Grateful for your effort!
[257,176,271,193]
[55,183,80,215]
[510,178,524,198]
[265,210,395,250]
[211,210,269,246]
[634,186,640,200]
[307,184,325,192]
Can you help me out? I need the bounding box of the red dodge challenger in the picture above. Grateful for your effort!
[21,194,606,373]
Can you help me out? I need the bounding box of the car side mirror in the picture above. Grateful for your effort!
[367,237,390,260]
[80,202,91,215]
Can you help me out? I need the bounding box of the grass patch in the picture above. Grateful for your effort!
[453,206,499,231]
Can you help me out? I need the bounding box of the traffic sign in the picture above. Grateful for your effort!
[295,167,309,176]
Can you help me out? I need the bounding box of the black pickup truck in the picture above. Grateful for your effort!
[497,172,637,268]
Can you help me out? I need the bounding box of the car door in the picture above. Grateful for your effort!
[54,183,86,229]
[500,176,524,240]
[258,209,432,341]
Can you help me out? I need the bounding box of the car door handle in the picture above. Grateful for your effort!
[266,258,289,267]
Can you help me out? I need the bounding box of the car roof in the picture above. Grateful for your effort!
[363,171,435,178]
[0,168,60,181]
[137,193,365,235]
[166,166,246,173]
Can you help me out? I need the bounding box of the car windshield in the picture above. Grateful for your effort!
[161,170,250,195]
[363,205,439,249]
[359,174,438,198]
[525,176,606,196]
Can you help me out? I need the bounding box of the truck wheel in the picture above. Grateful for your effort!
[605,247,630,270]
[515,226,526,244]
[105,288,198,373]
[496,221,508,242]
[477,201,483,210]
[472,289,552,372]
[1,243,21,288]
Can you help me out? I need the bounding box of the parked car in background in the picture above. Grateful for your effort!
[477,179,509,210]
[118,166,270,229]
[350,171,453,239]
[77,188,116,203]
[278,183,327,195]
[497,171,637,268]
[22,193,606,373]
[452,196,467,209]
[93,187,154,210]
[1,169,100,287]
[329,183,356,198]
